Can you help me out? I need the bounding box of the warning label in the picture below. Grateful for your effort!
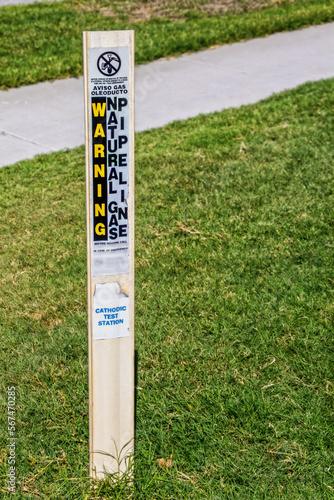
[88,46,131,276]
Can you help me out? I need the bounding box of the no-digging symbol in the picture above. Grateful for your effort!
[97,51,121,76]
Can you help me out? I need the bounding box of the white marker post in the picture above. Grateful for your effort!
[83,31,135,479]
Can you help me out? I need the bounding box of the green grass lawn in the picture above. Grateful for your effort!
[0,0,333,89]
[0,78,334,498]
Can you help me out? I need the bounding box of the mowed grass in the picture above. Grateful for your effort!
[0,78,334,498]
[0,0,334,89]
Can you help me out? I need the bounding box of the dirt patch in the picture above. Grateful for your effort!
[74,0,297,22]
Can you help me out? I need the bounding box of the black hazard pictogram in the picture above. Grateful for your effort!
[97,52,121,77]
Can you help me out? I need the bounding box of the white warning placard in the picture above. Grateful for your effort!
[88,46,131,277]
[93,282,129,340]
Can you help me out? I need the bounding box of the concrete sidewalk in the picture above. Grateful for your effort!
[0,0,62,5]
[0,22,333,168]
